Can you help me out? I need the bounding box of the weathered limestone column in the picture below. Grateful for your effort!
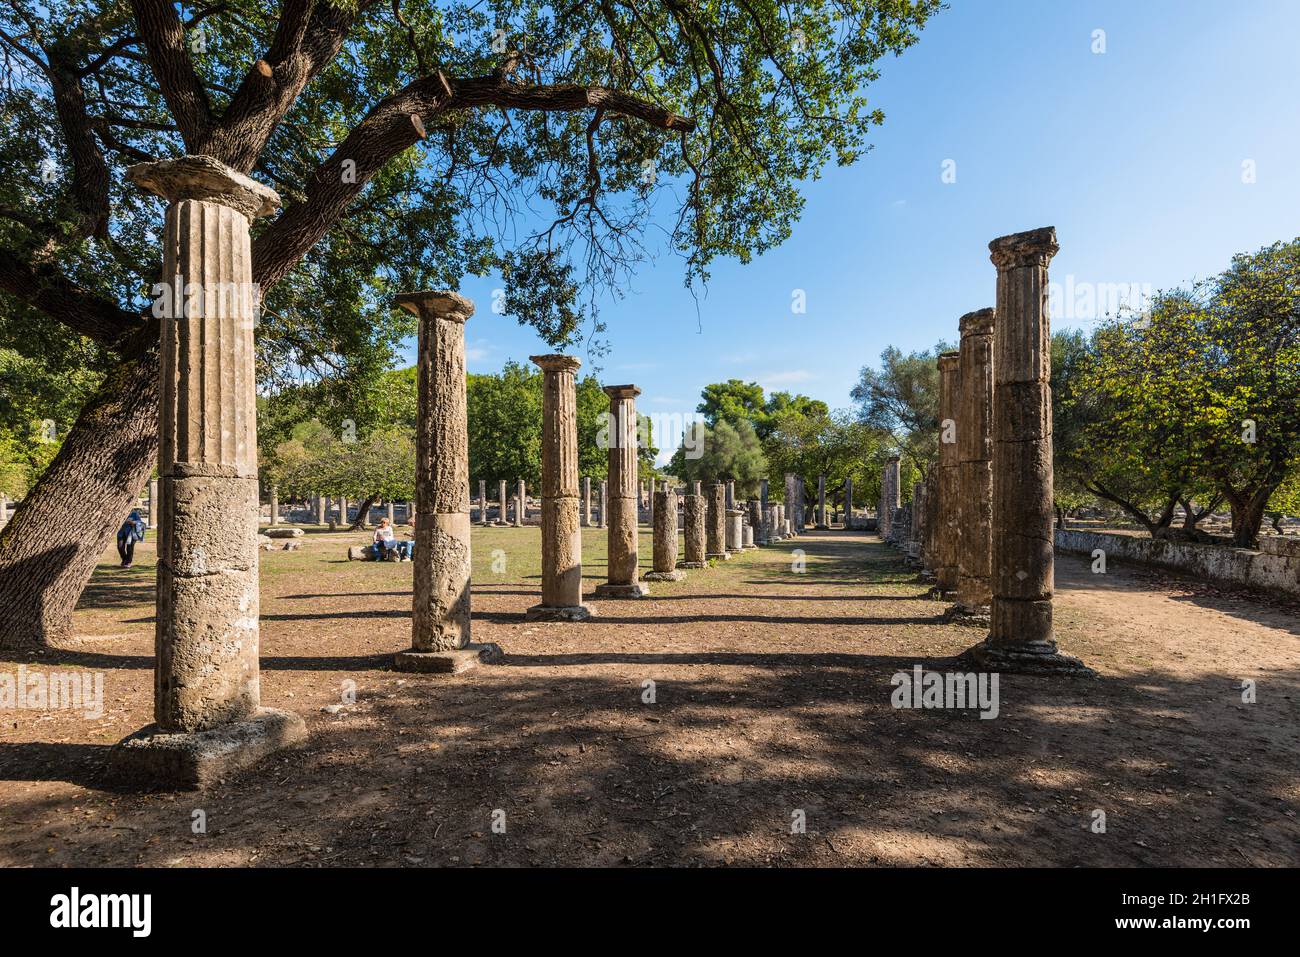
[907,480,926,564]
[706,482,728,560]
[478,479,488,525]
[582,476,591,527]
[816,475,828,528]
[598,480,607,528]
[515,479,526,526]
[725,480,735,511]
[596,385,648,598]
[497,479,509,526]
[965,227,1090,674]
[691,480,702,497]
[758,478,770,544]
[526,355,594,621]
[392,291,500,673]
[387,501,396,523]
[112,155,303,787]
[680,492,707,567]
[339,496,349,526]
[645,488,684,581]
[725,508,744,552]
[316,494,327,525]
[748,500,762,546]
[0,493,8,530]
[879,459,899,540]
[921,475,938,577]
[954,308,996,618]
[933,353,961,593]
[148,479,160,529]
[844,478,854,529]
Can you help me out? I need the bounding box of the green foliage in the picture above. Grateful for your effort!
[850,341,951,476]
[673,419,767,496]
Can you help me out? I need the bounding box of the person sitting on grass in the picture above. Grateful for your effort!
[372,517,412,561]
[116,509,147,568]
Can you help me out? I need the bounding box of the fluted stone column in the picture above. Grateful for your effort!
[680,493,707,567]
[112,155,303,787]
[965,228,1090,673]
[515,479,525,526]
[597,385,648,598]
[582,476,591,527]
[933,353,961,593]
[598,480,607,528]
[953,308,996,618]
[526,355,593,620]
[725,508,744,552]
[645,488,684,581]
[816,475,828,528]
[706,482,728,560]
[392,292,499,673]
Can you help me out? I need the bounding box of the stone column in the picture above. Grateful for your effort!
[0,493,8,530]
[339,496,349,527]
[953,308,996,618]
[879,458,900,541]
[582,476,591,527]
[598,480,607,527]
[748,500,762,547]
[725,508,744,552]
[497,479,508,526]
[316,494,327,525]
[392,291,499,673]
[526,355,593,620]
[681,493,707,567]
[705,482,728,560]
[645,488,684,581]
[386,501,396,523]
[147,479,160,529]
[907,480,926,564]
[725,480,735,511]
[691,480,702,497]
[933,353,961,592]
[597,385,648,598]
[478,479,488,525]
[758,478,769,544]
[648,477,656,527]
[965,227,1090,673]
[112,155,302,787]
[844,478,854,529]
[515,479,525,526]
[816,475,828,528]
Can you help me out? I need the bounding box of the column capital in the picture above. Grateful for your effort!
[988,226,1058,270]
[531,353,582,374]
[959,307,995,335]
[603,384,641,400]
[395,290,474,322]
[937,350,961,369]
[127,155,280,220]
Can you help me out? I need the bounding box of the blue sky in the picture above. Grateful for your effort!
[403,0,1300,455]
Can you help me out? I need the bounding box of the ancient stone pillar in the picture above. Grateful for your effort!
[965,227,1090,673]
[598,480,607,528]
[526,355,593,620]
[725,480,735,511]
[392,292,499,673]
[681,493,707,567]
[645,488,684,581]
[515,479,525,527]
[339,496,348,527]
[596,385,648,598]
[112,155,303,786]
[934,353,961,592]
[879,459,899,541]
[844,478,854,530]
[478,479,488,525]
[743,524,754,548]
[907,480,925,564]
[691,480,702,497]
[148,479,160,529]
[725,508,744,552]
[758,478,769,543]
[817,475,828,528]
[954,307,995,617]
[748,500,762,546]
[648,477,656,527]
[706,482,728,560]
[0,493,8,530]
[387,501,396,523]
[316,494,327,525]
[497,479,508,526]
[582,476,591,527]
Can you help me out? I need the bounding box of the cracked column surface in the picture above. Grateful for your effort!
[934,356,961,593]
[113,155,303,787]
[955,307,995,617]
[392,292,500,674]
[964,227,1092,675]
[597,385,649,597]
[645,488,684,581]
[681,493,707,567]
[706,482,728,560]
[527,355,594,621]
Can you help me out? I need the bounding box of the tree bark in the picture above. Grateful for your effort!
[0,349,160,649]
[348,495,377,531]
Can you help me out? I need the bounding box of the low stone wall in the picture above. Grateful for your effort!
[1055,528,1300,597]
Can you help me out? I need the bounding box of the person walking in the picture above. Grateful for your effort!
[116,509,146,568]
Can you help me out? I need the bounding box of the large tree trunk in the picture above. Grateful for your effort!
[0,350,160,649]
[1227,488,1272,548]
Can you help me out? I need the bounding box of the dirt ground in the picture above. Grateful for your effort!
[1,525,1297,867]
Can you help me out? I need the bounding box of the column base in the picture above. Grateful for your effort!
[944,604,992,627]
[109,708,307,791]
[707,551,730,561]
[525,603,596,622]
[960,639,1096,676]
[643,570,685,582]
[594,581,650,598]
[926,585,958,601]
[677,561,707,569]
[394,642,503,674]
